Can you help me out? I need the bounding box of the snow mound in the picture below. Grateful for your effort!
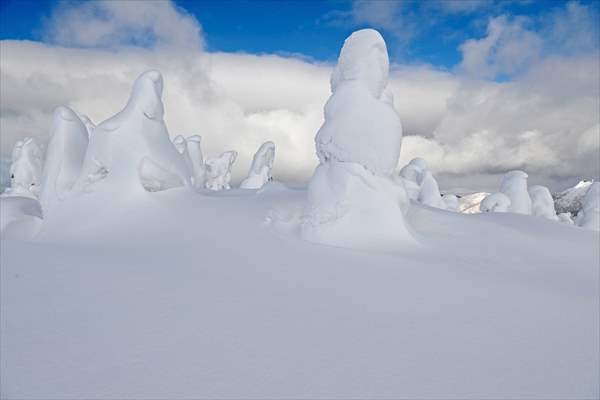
[185,135,206,190]
[498,170,532,214]
[4,137,43,198]
[417,170,446,209]
[205,151,237,191]
[442,193,459,212]
[315,29,402,176]
[40,106,89,214]
[480,192,511,213]
[398,158,427,201]
[78,70,189,195]
[79,115,96,137]
[558,212,574,225]
[575,182,599,231]
[240,141,275,190]
[529,185,558,220]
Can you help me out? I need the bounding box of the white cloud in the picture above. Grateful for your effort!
[0,0,597,191]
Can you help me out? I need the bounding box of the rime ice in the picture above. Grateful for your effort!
[240,141,275,190]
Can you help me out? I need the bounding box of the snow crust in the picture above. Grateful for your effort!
[78,70,189,195]
[40,106,89,214]
[4,138,43,198]
[205,150,237,191]
[529,185,558,220]
[240,141,275,189]
[576,182,599,231]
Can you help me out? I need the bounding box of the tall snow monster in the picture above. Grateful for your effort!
[301,29,414,249]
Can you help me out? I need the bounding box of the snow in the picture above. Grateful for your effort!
[576,182,600,231]
[457,191,489,214]
[498,170,532,214]
[315,29,402,176]
[0,195,43,240]
[4,137,43,198]
[442,193,459,212]
[553,180,594,216]
[39,107,89,215]
[480,192,511,213]
[205,150,237,191]
[1,184,598,399]
[240,141,275,190]
[529,185,558,220]
[78,70,190,196]
[184,135,206,190]
[78,115,96,137]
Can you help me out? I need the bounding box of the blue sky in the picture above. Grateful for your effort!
[2,0,597,68]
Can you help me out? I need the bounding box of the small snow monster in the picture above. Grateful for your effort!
[528,185,558,220]
[5,137,43,198]
[480,192,512,213]
[498,170,532,214]
[240,141,275,189]
[40,106,89,213]
[205,150,237,191]
[442,194,459,212]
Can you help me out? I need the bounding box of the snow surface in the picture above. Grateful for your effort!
[1,184,598,399]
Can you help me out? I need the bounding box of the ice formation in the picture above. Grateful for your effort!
[172,135,187,154]
[315,29,402,176]
[498,170,532,214]
[78,70,189,194]
[575,182,599,231]
[302,29,414,249]
[4,137,43,198]
[480,192,512,213]
[40,106,89,212]
[529,185,558,220]
[417,170,446,209]
[240,141,275,189]
[205,151,237,191]
[185,135,206,190]
[442,194,459,212]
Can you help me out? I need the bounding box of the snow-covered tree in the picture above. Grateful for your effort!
[575,182,599,231]
[529,185,558,220]
[40,106,89,213]
[79,115,96,137]
[185,135,206,190]
[398,158,427,201]
[78,70,190,193]
[4,137,43,198]
[442,194,459,212]
[205,150,237,191]
[498,170,532,214]
[480,192,511,213]
[240,141,275,189]
[302,29,414,249]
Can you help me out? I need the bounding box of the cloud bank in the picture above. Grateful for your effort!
[0,0,598,191]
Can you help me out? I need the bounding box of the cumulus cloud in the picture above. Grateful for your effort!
[0,0,598,191]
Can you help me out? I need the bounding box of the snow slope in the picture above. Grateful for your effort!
[1,184,598,399]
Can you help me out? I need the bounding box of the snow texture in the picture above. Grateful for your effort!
[315,29,402,176]
[498,170,532,214]
[39,106,89,214]
[558,212,574,224]
[480,192,512,213]
[576,182,600,231]
[240,141,275,190]
[529,185,558,220]
[185,135,206,190]
[398,158,427,201]
[78,70,190,195]
[79,115,96,137]
[0,195,43,240]
[205,150,237,191]
[4,137,43,198]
